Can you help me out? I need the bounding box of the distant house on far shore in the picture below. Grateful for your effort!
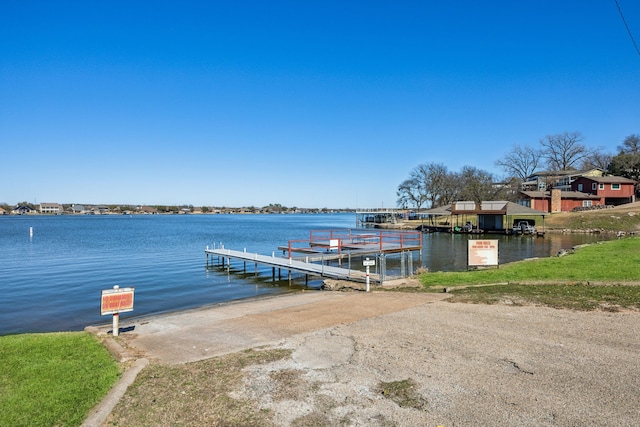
[92,206,110,214]
[68,204,86,214]
[40,203,63,214]
[138,206,158,214]
[12,205,34,215]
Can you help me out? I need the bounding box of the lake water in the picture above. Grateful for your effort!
[0,214,609,335]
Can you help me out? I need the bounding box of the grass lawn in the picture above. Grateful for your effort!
[0,332,121,427]
[418,236,640,310]
[420,236,640,286]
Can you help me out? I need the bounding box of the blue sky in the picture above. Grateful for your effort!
[1,1,639,208]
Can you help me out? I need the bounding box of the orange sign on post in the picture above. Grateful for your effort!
[101,287,135,315]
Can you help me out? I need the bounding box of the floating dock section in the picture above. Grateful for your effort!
[205,229,423,285]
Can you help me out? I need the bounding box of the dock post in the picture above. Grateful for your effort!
[365,260,371,292]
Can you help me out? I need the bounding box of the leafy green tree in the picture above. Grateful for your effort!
[607,134,640,195]
[608,152,640,194]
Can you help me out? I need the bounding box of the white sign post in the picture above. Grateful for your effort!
[363,258,376,292]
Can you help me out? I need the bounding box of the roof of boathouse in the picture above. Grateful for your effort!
[421,201,547,216]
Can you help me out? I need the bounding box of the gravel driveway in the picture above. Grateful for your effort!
[108,292,640,426]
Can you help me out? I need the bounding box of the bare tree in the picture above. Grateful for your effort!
[396,176,426,210]
[495,144,542,181]
[438,170,460,206]
[456,166,507,204]
[581,150,613,170]
[539,131,590,171]
[617,134,640,154]
[396,163,455,210]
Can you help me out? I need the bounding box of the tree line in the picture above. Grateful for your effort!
[397,132,640,210]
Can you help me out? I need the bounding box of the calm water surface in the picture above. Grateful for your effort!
[0,214,609,335]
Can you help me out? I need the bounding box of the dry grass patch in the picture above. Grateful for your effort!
[270,369,307,402]
[105,348,291,427]
[376,378,428,410]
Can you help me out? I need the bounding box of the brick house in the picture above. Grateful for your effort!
[518,189,603,213]
[571,176,636,206]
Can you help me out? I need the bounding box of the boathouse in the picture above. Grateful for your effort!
[420,201,547,233]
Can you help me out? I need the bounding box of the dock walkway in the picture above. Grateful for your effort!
[205,247,378,283]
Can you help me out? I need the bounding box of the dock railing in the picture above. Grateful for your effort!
[285,229,422,257]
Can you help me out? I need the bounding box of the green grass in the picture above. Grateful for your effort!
[0,332,121,427]
[417,236,640,311]
[557,212,640,231]
[420,237,640,287]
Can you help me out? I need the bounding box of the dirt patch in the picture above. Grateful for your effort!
[229,302,640,426]
[322,277,423,291]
